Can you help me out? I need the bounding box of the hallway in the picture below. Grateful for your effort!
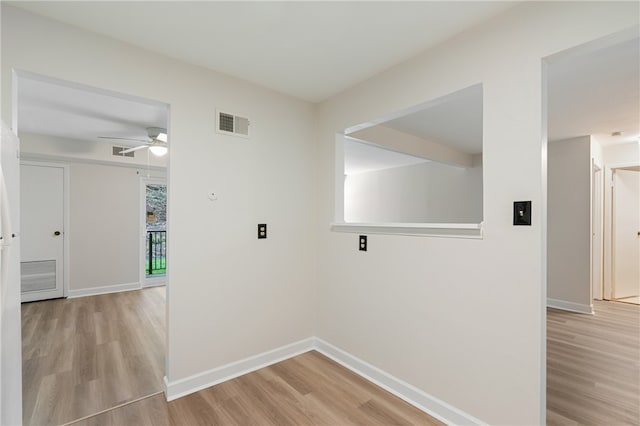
[547,300,640,425]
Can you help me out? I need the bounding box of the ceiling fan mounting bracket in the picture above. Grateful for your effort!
[147,127,165,139]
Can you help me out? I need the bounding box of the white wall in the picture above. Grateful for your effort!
[547,136,593,312]
[316,3,638,425]
[1,4,317,387]
[19,132,167,169]
[603,141,640,165]
[591,136,604,169]
[68,163,140,292]
[20,132,166,294]
[1,3,638,426]
[344,158,482,223]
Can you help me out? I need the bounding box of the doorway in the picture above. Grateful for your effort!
[19,162,67,302]
[14,71,170,425]
[544,30,640,425]
[610,167,640,304]
[141,178,167,287]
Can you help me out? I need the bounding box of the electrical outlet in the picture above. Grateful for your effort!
[258,224,267,239]
[513,201,532,226]
[359,235,367,251]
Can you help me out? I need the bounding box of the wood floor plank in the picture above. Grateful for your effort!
[27,288,639,426]
[547,300,640,426]
[71,351,444,426]
[22,287,166,426]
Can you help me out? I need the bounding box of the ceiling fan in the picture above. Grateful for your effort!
[98,127,168,156]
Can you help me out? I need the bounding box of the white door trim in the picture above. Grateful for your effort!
[20,160,69,300]
[139,176,166,288]
[591,161,603,300]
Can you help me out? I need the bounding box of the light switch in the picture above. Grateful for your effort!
[513,201,532,226]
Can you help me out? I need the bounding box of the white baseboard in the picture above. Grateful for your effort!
[547,298,594,314]
[67,282,141,298]
[142,279,165,288]
[164,337,315,401]
[164,336,484,425]
[314,338,486,426]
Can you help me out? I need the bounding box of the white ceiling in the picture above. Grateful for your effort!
[344,84,482,174]
[548,37,640,146]
[17,73,168,146]
[382,84,483,155]
[10,1,517,103]
[11,2,638,167]
[344,137,429,176]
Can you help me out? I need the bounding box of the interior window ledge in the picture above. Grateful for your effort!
[330,222,483,239]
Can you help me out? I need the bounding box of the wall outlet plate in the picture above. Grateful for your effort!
[359,235,367,251]
[513,201,532,226]
[258,224,267,239]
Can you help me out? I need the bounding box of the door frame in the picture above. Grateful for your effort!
[20,160,70,301]
[139,176,166,288]
[591,162,603,300]
[603,161,640,300]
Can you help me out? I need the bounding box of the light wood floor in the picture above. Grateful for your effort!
[22,287,166,426]
[24,288,442,426]
[616,296,640,306]
[30,289,638,425]
[547,300,640,426]
[70,350,444,426]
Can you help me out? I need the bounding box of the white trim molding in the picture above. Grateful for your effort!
[330,222,483,239]
[164,338,315,401]
[314,338,486,426]
[163,337,486,425]
[547,298,594,315]
[67,281,141,298]
[142,278,166,288]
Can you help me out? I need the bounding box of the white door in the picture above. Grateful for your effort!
[612,168,640,300]
[20,163,65,302]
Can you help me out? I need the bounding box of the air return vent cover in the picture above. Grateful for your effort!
[21,260,56,293]
[112,146,135,157]
[216,110,250,138]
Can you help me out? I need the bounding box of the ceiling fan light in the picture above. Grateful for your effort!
[149,145,168,156]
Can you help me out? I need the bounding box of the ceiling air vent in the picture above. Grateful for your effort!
[216,110,250,138]
[112,146,135,158]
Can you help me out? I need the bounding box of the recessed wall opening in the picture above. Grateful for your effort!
[334,84,483,237]
[13,70,170,425]
[543,29,640,425]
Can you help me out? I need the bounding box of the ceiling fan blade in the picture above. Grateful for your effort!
[117,145,149,154]
[98,136,149,143]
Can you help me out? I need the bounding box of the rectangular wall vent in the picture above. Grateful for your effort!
[216,110,250,138]
[21,260,56,293]
[112,146,135,157]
